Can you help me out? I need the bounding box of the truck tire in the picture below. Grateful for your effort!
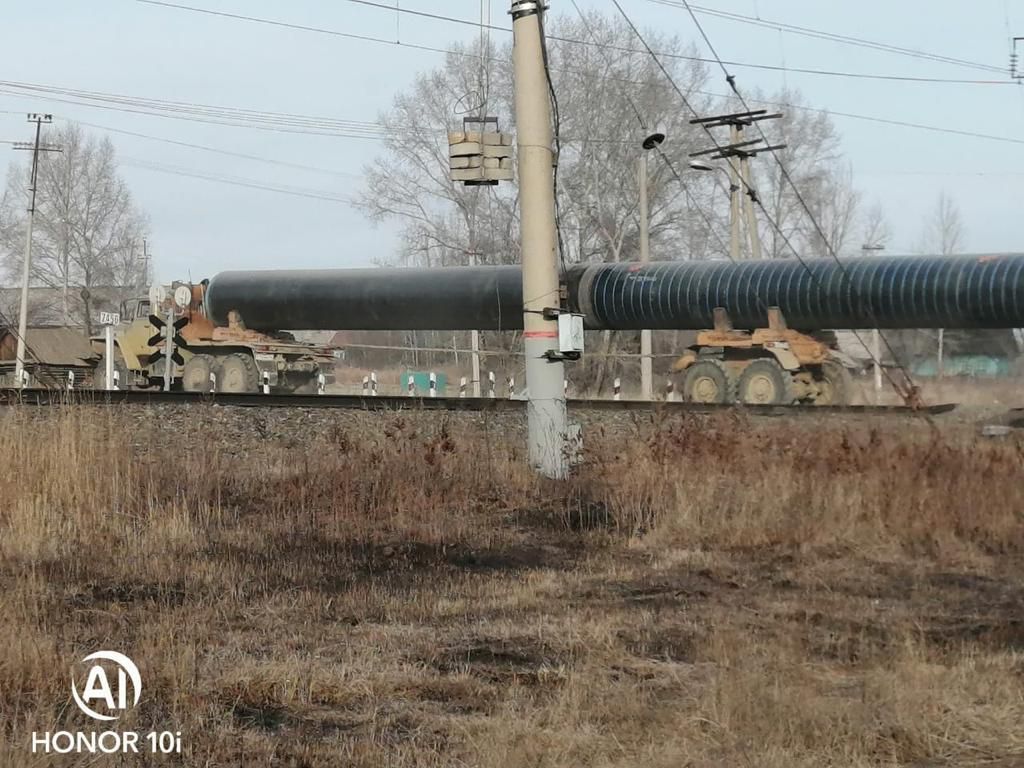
[182,354,216,392]
[217,353,259,394]
[813,361,853,406]
[737,359,794,405]
[682,360,732,404]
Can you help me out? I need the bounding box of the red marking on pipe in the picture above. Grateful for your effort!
[523,331,559,338]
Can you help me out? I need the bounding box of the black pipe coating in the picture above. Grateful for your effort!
[205,254,1024,332]
[566,255,1024,330]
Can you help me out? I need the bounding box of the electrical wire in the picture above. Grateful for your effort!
[120,157,354,204]
[136,0,1016,87]
[4,75,1022,150]
[610,0,920,402]
[646,0,1006,75]
[567,0,732,262]
[72,120,360,178]
[536,6,568,273]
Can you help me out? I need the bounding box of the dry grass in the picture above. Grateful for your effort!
[0,406,1023,766]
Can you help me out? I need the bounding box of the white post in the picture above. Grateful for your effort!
[209,371,217,393]
[317,373,326,395]
[873,329,883,404]
[112,370,119,391]
[67,370,75,391]
[429,372,437,398]
[507,375,515,399]
[104,324,115,392]
[460,376,468,398]
[937,329,945,380]
[666,379,676,402]
[613,377,622,401]
[370,371,378,396]
[471,330,482,397]
[162,306,174,392]
[408,374,416,397]
[488,371,496,398]
[262,371,270,395]
[564,378,569,397]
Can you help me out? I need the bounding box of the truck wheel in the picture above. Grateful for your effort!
[217,353,259,394]
[182,355,215,392]
[682,360,732,404]
[737,359,794,405]
[813,361,853,406]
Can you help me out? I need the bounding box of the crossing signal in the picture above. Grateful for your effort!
[147,314,189,366]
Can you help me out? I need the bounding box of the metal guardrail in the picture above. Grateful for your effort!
[0,388,958,417]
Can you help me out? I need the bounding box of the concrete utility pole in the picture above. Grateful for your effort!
[511,0,568,478]
[727,126,743,261]
[737,147,763,260]
[638,132,664,401]
[690,109,784,260]
[12,114,60,387]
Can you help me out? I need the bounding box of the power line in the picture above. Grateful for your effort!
[567,0,732,261]
[73,120,361,178]
[120,157,355,204]
[625,0,919,401]
[3,73,1023,152]
[136,0,1015,86]
[646,0,1006,75]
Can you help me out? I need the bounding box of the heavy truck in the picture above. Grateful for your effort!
[91,282,337,393]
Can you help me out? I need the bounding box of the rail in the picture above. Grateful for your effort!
[0,388,957,416]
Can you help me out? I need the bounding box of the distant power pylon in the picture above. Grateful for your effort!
[1012,37,1023,80]
[689,109,786,260]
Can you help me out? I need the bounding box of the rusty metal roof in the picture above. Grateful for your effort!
[0,327,99,367]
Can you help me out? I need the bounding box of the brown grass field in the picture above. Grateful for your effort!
[1,406,1023,766]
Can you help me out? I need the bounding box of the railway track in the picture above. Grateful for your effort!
[0,388,957,417]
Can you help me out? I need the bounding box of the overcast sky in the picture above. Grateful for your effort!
[1,0,1022,282]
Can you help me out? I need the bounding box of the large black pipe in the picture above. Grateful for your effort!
[205,254,1024,332]
[567,254,1024,330]
[205,266,524,331]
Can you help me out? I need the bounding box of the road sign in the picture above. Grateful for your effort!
[99,312,121,326]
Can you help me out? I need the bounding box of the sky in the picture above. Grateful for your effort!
[1,0,1022,283]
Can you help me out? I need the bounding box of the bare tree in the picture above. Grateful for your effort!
[917,191,965,255]
[859,201,892,251]
[728,89,859,259]
[359,13,718,271]
[0,122,150,332]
